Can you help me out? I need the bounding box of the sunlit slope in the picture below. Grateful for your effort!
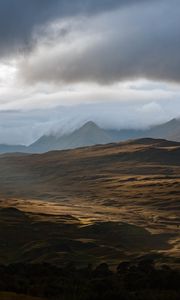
[0,138,179,266]
[0,138,179,201]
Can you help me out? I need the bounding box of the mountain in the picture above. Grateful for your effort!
[143,118,180,141]
[29,121,112,153]
[0,144,27,153]
[0,118,180,154]
[29,118,180,153]
[106,118,180,142]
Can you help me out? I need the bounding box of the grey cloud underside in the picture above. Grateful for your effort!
[20,0,180,84]
[0,0,149,56]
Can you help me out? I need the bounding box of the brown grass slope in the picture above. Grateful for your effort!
[0,138,179,266]
[0,137,180,198]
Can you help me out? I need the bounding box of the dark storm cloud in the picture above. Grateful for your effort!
[20,0,180,84]
[0,0,148,56]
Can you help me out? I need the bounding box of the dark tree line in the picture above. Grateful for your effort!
[0,259,179,299]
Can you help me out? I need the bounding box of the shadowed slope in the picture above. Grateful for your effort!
[0,138,179,266]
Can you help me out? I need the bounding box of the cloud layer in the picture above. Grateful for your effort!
[17,0,180,85]
[0,0,146,56]
[0,0,180,144]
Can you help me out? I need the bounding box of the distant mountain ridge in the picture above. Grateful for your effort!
[0,118,180,154]
[30,121,112,153]
[142,118,180,141]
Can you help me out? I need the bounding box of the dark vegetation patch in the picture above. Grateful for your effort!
[0,260,179,300]
[0,208,174,266]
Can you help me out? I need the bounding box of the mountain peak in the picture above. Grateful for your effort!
[81,121,99,130]
[166,118,179,125]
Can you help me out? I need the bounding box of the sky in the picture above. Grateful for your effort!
[0,0,180,145]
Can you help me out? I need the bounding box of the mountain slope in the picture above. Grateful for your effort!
[30,121,112,152]
[0,144,27,153]
[0,138,179,265]
[0,118,180,154]
[0,137,180,199]
[144,118,180,141]
[29,118,180,153]
[106,118,180,142]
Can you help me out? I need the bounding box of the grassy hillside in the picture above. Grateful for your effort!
[0,138,179,266]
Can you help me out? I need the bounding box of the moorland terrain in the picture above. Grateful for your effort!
[0,137,179,268]
[0,137,180,299]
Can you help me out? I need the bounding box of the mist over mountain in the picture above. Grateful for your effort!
[143,118,180,141]
[0,118,180,154]
[30,121,112,152]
